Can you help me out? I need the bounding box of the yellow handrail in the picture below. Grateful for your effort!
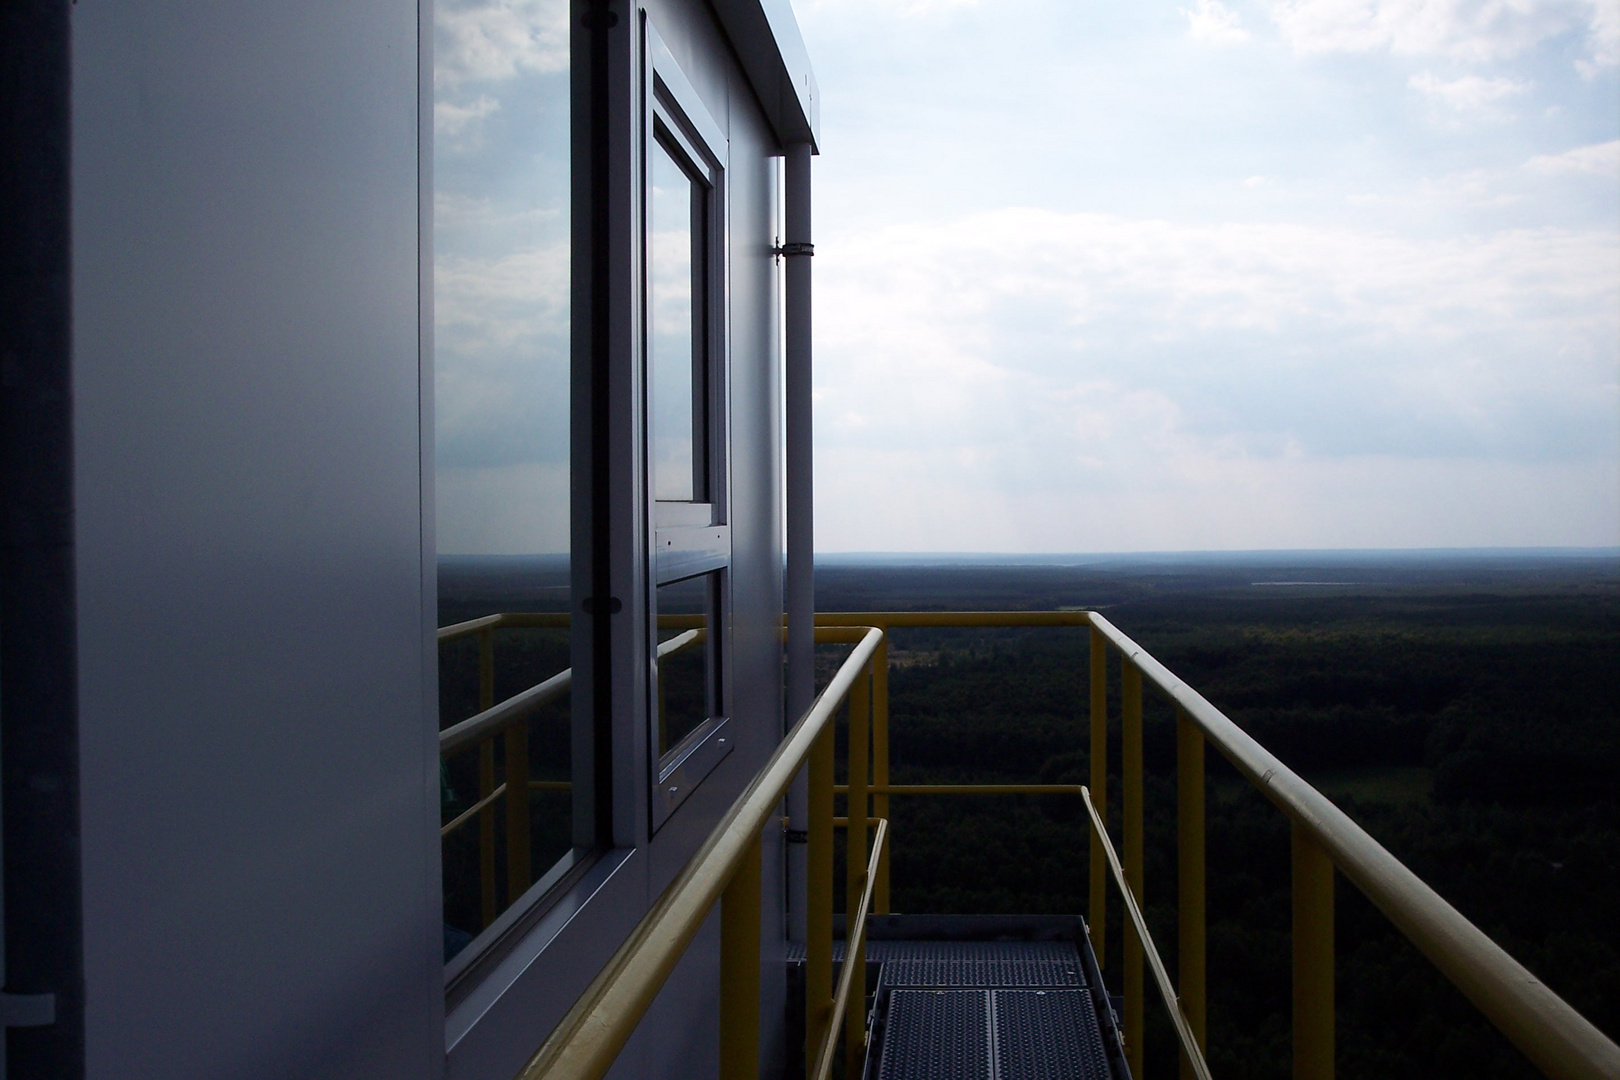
[513,627,885,1080]
[810,818,888,1080]
[1083,786,1213,1080]
[438,629,702,756]
[452,608,1617,1080]
[813,610,1620,1080]
[1083,610,1620,1080]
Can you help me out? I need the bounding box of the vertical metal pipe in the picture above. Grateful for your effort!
[806,720,834,1074]
[784,141,815,944]
[1122,660,1145,1079]
[1089,628,1108,966]
[845,667,871,1079]
[478,629,497,924]
[721,834,763,1080]
[1293,823,1335,1080]
[1177,708,1207,1080]
[872,635,890,914]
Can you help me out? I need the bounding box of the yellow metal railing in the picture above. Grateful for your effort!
[438,613,569,923]
[812,611,1620,1080]
[512,626,887,1080]
[455,610,1619,1080]
[436,614,702,928]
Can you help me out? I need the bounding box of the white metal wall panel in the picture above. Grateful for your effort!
[70,2,438,1076]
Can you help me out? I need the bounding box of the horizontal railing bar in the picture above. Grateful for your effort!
[811,818,888,1080]
[441,782,507,839]
[1083,787,1213,1080]
[514,627,885,1080]
[439,612,701,643]
[816,611,1093,628]
[441,783,573,839]
[439,669,572,756]
[437,613,504,642]
[439,630,701,756]
[812,627,871,645]
[834,783,1084,796]
[1085,610,1620,1080]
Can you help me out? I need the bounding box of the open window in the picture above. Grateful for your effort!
[644,20,732,830]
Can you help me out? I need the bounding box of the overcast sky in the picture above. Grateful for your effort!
[792,0,1620,552]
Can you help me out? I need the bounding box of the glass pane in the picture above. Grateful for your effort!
[650,137,701,502]
[656,574,716,757]
[433,0,573,965]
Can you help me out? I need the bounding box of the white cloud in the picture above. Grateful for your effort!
[1351,167,1521,208]
[1270,0,1618,68]
[1525,138,1620,176]
[812,208,1620,550]
[434,192,562,231]
[1408,70,1532,116]
[1184,0,1253,43]
[817,448,1619,551]
[436,242,569,347]
[436,0,568,87]
[435,94,500,138]
[1577,0,1620,70]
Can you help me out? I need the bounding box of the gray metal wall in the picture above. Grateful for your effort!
[70,2,439,1077]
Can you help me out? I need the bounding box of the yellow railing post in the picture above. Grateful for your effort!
[806,719,835,1076]
[1122,659,1145,1080]
[1177,707,1207,1080]
[478,627,497,926]
[720,832,763,1080]
[1089,628,1107,966]
[505,719,532,903]
[872,634,890,915]
[1293,822,1335,1080]
[845,663,871,1079]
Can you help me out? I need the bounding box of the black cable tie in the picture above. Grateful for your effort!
[771,241,814,258]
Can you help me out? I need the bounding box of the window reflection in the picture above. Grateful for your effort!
[655,574,718,758]
[433,0,574,969]
[650,135,704,503]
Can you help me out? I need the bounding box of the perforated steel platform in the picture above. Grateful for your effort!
[858,937,1125,1080]
[874,989,1113,1080]
[786,917,1127,1080]
[877,941,1086,991]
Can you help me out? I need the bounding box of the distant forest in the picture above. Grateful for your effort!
[814,553,1618,1080]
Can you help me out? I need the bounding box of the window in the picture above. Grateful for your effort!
[644,22,732,829]
[432,0,587,988]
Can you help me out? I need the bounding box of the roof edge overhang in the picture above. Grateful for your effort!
[709,0,820,153]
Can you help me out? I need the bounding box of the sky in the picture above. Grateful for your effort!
[792,0,1620,552]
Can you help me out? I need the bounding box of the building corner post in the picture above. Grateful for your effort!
[784,142,813,942]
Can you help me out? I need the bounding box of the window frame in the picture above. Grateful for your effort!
[642,18,733,832]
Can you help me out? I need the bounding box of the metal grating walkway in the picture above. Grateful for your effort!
[860,936,1126,1080]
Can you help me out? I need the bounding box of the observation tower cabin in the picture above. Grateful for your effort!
[1,1,1615,1079]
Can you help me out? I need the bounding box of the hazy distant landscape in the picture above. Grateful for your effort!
[815,550,1618,1080]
